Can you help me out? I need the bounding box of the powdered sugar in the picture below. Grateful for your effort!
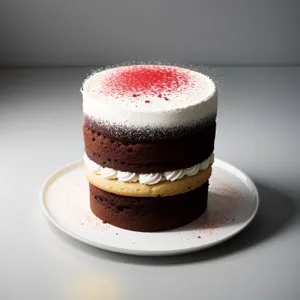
[82,65,217,129]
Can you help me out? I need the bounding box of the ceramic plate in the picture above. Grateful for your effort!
[40,159,259,256]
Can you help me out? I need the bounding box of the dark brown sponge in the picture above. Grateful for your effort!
[84,122,215,173]
[89,182,208,232]
[84,115,216,142]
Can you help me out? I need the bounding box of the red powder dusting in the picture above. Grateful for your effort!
[101,65,190,97]
[145,100,150,103]
[192,182,243,238]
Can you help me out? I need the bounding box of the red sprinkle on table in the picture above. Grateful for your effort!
[101,65,190,98]
[145,100,150,103]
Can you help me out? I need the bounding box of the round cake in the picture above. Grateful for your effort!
[81,64,218,232]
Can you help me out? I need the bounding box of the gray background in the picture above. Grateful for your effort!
[1,1,300,300]
[1,67,300,300]
[1,0,300,67]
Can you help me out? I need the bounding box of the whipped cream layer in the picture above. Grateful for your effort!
[84,153,214,185]
[82,65,217,129]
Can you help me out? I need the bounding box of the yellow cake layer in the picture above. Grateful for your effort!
[86,167,212,197]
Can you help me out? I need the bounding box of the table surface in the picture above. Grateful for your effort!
[1,67,299,300]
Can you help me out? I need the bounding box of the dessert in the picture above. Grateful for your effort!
[81,65,217,232]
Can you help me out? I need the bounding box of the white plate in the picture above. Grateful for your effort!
[40,159,259,256]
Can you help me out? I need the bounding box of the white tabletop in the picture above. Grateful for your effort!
[1,67,299,300]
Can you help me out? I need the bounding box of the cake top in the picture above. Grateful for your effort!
[82,65,217,129]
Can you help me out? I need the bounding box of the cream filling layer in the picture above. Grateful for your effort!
[84,153,214,185]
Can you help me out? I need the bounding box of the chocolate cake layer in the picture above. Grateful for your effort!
[84,122,216,173]
[89,182,208,232]
[84,115,216,142]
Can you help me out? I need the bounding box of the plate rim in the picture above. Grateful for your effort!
[40,158,260,256]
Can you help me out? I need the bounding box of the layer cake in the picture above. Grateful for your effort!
[81,65,217,232]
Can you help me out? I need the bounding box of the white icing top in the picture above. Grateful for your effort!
[84,153,214,185]
[82,65,217,129]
